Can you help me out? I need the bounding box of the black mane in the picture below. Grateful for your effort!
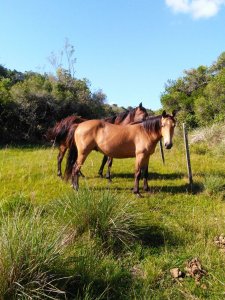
[104,108,136,124]
[142,115,162,133]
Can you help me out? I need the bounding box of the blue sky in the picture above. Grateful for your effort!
[1,0,225,110]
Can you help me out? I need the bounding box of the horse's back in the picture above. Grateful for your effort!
[75,120,138,158]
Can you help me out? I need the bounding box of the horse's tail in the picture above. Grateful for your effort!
[45,126,56,143]
[45,123,68,145]
[46,116,85,145]
[64,125,78,180]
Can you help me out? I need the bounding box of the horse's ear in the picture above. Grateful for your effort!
[162,110,167,118]
[172,109,177,117]
[139,102,142,108]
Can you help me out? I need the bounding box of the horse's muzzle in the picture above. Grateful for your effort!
[165,142,173,149]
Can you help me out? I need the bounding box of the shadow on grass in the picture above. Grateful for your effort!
[108,171,184,180]
[149,182,203,195]
[86,182,203,196]
[134,224,184,249]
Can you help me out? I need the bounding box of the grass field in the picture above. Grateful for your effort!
[0,130,224,299]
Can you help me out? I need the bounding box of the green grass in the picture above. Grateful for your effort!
[0,133,224,299]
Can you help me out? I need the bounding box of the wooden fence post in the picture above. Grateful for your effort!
[183,123,193,186]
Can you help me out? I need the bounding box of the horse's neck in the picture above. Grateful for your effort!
[146,128,162,145]
[114,113,130,125]
[122,114,131,125]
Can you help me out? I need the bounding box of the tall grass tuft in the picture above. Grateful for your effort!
[0,207,67,299]
[203,174,225,196]
[52,189,138,249]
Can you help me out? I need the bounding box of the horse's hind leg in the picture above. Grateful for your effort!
[57,145,67,178]
[98,155,108,177]
[71,151,90,190]
[106,157,113,181]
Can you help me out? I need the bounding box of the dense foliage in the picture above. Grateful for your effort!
[0,65,113,144]
[160,52,225,128]
[1,51,225,144]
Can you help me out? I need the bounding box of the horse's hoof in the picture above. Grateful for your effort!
[136,193,143,198]
[71,184,79,191]
[133,190,143,198]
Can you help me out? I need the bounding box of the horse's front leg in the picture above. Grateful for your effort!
[143,165,150,192]
[143,157,150,192]
[133,154,149,197]
[98,155,108,177]
[133,154,144,197]
[106,157,113,181]
[57,145,67,178]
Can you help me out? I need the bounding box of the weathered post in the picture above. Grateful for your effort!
[183,123,193,187]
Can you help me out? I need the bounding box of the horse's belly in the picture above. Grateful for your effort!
[98,142,135,158]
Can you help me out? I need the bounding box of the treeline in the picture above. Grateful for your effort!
[160,52,225,128]
[0,66,115,144]
[1,51,225,144]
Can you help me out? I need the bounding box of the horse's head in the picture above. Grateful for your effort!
[161,110,176,149]
[133,102,148,122]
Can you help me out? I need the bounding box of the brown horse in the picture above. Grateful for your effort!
[65,111,176,196]
[47,103,148,178]
[98,102,148,179]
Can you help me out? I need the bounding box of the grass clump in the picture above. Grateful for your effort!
[0,207,67,299]
[52,189,138,249]
[203,175,225,196]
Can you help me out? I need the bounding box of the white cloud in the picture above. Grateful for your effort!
[165,0,225,19]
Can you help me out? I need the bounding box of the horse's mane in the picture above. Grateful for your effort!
[142,115,162,133]
[104,115,117,123]
[141,113,175,133]
[105,107,138,124]
[130,113,174,134]
[114,109,130,123]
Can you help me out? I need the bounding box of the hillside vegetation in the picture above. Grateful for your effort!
[1,51,225,144]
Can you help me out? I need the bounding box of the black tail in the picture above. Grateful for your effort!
[46,115,85,145]
[64,134,78,181]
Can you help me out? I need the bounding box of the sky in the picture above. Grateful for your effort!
[1,0,225,110]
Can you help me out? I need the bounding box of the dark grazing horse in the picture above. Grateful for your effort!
[65,111,176,196]
[46,103,148,178]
